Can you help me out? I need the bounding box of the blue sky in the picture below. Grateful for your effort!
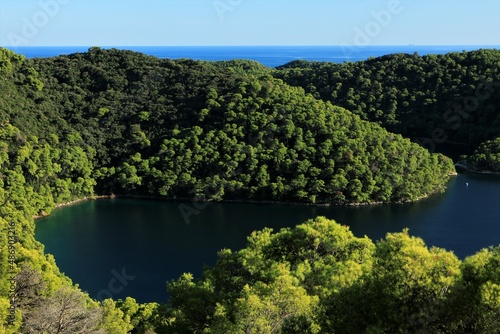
[0,0,499,46]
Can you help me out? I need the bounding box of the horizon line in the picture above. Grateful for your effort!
[3,44,500,48]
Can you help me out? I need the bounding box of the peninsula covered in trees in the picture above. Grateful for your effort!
[1,47,500,333]
[0,47,456,205]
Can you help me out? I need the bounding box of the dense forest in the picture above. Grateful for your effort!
[463,137,500,173]
[1,47,455,205]
[274,49,500,154]
[1,47,499,333]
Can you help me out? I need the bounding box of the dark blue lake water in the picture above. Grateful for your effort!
[36,172,500,303]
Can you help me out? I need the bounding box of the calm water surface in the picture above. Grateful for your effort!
[36,172,500,303]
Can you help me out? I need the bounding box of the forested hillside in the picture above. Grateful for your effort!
[274,49,500,153]
[464,137,500,173]
[1,47,499,333]
[1,47,455,205]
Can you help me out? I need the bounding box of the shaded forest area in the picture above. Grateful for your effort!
[275,49,500,152]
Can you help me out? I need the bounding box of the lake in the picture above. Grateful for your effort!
[35,172,500,303]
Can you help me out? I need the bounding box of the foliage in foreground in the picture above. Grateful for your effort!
[163,217,500,334]
[3,213,500,333]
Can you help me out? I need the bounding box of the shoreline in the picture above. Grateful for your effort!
[32,170,463,220]
[33,184,451,220]
[33,195,115,219]
[454,163,500,175]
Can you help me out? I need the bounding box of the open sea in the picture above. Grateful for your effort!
[4,45,499,67]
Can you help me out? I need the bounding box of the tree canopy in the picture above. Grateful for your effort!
[0,47,455,205]
[274,49,500,155]
[164,217,500,333]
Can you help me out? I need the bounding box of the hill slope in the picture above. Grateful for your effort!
[274,49,500,154]
[1,47,455,205]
